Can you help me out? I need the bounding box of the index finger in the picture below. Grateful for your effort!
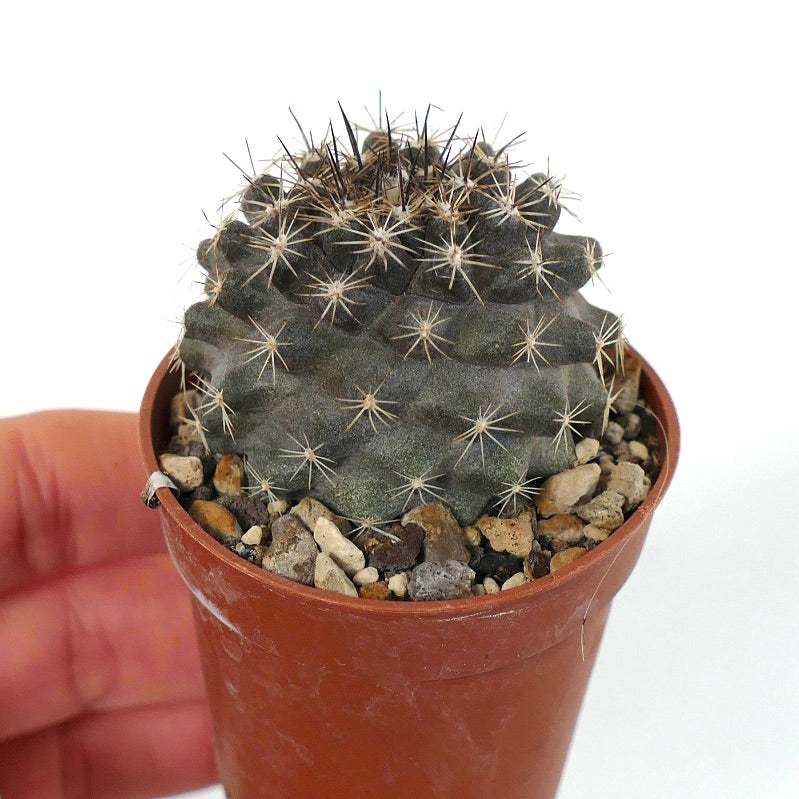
[0,410,166,594]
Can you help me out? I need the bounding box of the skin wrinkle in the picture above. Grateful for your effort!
[8,424,56,585]
[0,412,166,596]
[63,576,120,722]
[4,421,74,590]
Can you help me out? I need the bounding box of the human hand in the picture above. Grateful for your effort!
[0,411,217,798]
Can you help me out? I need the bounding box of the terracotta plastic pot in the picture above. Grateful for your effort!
[140,348,679,799]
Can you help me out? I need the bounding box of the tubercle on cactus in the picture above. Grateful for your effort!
[175,104,627,526]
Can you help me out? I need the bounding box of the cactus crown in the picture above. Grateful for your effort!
[176,105,624,527]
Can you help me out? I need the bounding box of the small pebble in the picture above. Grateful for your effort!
[603,422,625,447]
[482,576,500,594]
[233,541,264,565]
[358,581,392,600]
[159,453,204,491]
[575,438,600,465]
[628,440,649,462]
[536,464,601,517]
[387,571,409,598]
[462,525,482,548]
[575,491,626,531]
[189,500,243,541]
[550,547,588,573]
[169,390,200,430]
[241,525,263,546]
[352,566,380,587]
[291,496,351,535]
[607,462,650,512]
[501,572,527,591]
[407,560,475,602]
[403,503,471,564]
[363,523,424,571]
[314,552,358,597]
[476,512,534,558]
[614,441,633,462]
[213,454,245,496]
[228,493,272,531]
[537,514,585,545]
[314,517,365,577]
[584,525,610,543]
[524,541,551,580]
[621,413,642,440]
[261,515,317,585]
[267,499,288,518]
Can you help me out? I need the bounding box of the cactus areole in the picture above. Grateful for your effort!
[175,107,626,527]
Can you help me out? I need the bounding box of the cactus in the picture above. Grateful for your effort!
[175,107,624,527]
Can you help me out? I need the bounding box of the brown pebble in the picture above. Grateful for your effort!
[403,502,469,563]
[363,524,424,571]
[358,581,393,601]
[550,547,588,573]
[584,525,609,543]
[537,514,585,545]
[290,496,352,535]
[169,390,200,430]
[189,500,243,541]
[476,513,535,558]
[213,454,245,496]
[613,354,642,414]
[535,464,601,517]
[524,541,551,580]
[228,493,272,532]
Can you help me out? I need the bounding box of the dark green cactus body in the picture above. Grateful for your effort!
[178,112,622,525]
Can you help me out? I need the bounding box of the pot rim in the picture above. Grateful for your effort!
[140,344,679,621]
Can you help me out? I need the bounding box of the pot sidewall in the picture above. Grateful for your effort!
[140,350,679,799]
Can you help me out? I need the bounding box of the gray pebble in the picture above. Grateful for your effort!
[314,552,358,597]
[603,422,625,447]
[403,503,470,564]
[407,560,475,602]
[607,461,651,512]
[261,515,318,585]
[621,413,642,440]
[575,490,626,531]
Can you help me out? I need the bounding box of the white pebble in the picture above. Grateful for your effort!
[158,453,204,491]
[629,440,649,461]
[387,571,409,598]
[501,572,527,591]
[575,438,600,464]
[314,552,358,597]
[352,566,380,587]
[482,576,500,594]
[241,525,263,546]
[267,499,288,517]
[462,525,482,547]
[313,517,365,577]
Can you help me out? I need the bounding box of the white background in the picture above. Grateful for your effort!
[2,1,797,797]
